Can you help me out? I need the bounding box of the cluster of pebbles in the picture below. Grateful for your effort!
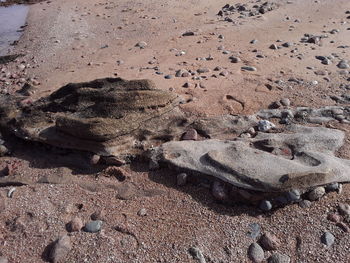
[217,1,278,21]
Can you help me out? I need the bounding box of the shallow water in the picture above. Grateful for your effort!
[0,4,28,55]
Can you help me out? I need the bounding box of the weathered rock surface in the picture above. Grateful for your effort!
[0,78,185,161]
[155,125,350,192]
[49,235,72,263]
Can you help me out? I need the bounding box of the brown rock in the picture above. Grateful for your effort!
[49,235,72,263]
[91,210,106,221]
[103,166,128,181]
[336,222,350,233]
[327,213,341,223]
[259,232,280,251]
[68,217,83,232]
[181,129,198,141]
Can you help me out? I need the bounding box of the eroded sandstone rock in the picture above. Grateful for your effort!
[155,125,350,192]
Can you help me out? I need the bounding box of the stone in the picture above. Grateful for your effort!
[282,42,293,48]
[137,208,147,216]
[280,98,290,107]
[337,60,349,69]
[0,257,8,263]
[267,253,290,263]
[257,120,275,132]
[90,154,100,165]
[327,213,340,223]
[49,235,72,263]
[68,217,83,232]
[84,220,103,233]
[250,39,258,44]
[325,183,339,192]
[0,78,184,162]
[230,56,241,63]
[176,173,188,186]
[212,181,227,201]
[182,31,195,36]
[181,129,198,141]
[338,203,350,216]
[248,223,261,239]
[241,66,257,71]
[248,243,264,263]
[0,145,8,157]
[259,232,280,250]
[308,187,325,201]
[299,200,312,208]
[155,125,350,192]
[91,210,106,221]
[320,231,335,247]
[135,41,147,49]
[270,44,278,49]
[197,68,210,74]
[259,200,272,211]
[164,74,173,79]
[336,222,350,232]
[188,247,206,263]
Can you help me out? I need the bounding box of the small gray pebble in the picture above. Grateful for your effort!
[280,98,290,106]
[188,247,206,263]
[268,252,291,263]
[285,189,300,203]
[248,243,264,263]
[321,231,335,247]
[325,183,339,192]
[259,200,272,211]
[241,66,257,71]
[164,74,173,79]
[84,220,103,233]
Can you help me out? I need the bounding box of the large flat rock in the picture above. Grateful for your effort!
[157,125,350,192]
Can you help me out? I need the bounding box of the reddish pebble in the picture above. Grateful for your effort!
[327,213,341,223]
[336,222,350,232]
[68,217,83,232]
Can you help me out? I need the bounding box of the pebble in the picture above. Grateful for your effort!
[269,44,278,50]
[164,75,173,79]
[250,39,258,44]
[176,173,188,186]
[338,203,350,216]
[320,231,335,247]
[137,208,147,216]
[68,217,83,232]
[182,31,195,36]
[90,154,100,165]
[337,60,349,69]
[219,70,229,76]
[327,213,340,223]
[183,82,191,88]
[91,210,106,221]
[49,235,72,263]
[308,186,325,201]
[336,222,350,232]
[135,41,147,49]
[325,183,339,192]
[84,220,103,233]
[299,200,312,208]
[7,187,16,198]
[248,243,264,263]
[0,145,8,157]
[248,223,261,239]
[182,129,198,140]
[280,98,290,106]
[267,252,290,263]
[0,257,8,263]
[259,232,280,250]
[257,120,275,132]
[197,68,210,74]
[188,247,206,263]
[259,200,272,211]
[175,69,188,77]
[282,42,293,48]
[230,56,241,63]
[212,181,227,201]
[241,66,257,71]
[285,189,301,203]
